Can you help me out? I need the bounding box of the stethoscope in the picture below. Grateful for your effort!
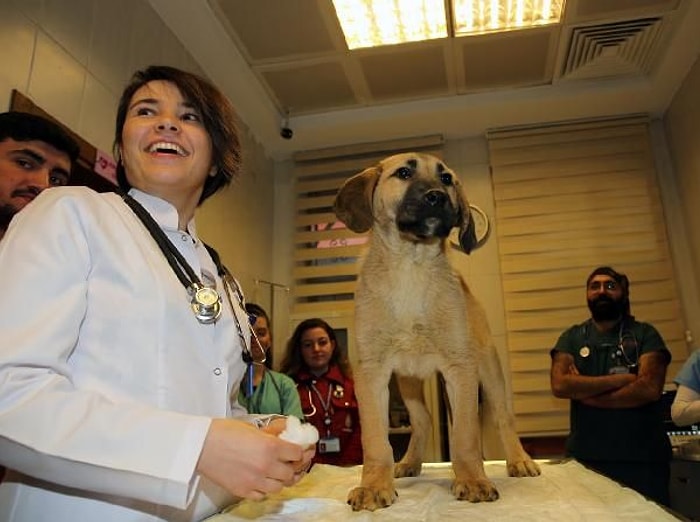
[303,388,318,418]
[302,381,345,419]
[123,194,224,324]
[122,194,266,390]
[581,319,639,370]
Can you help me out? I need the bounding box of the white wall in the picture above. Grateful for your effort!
[444,138,507,370]
[0,0,278,300]
[443,138,512,459]
[269,158,295,362]
[664,55,700,347]
[650,119,700,352]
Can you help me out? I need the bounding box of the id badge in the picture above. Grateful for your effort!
[318,436,341,454]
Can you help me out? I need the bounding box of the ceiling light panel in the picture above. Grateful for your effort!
[452,0,566,36]
[332,0,448,49]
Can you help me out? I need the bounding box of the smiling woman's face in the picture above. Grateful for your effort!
[119,80,213,205]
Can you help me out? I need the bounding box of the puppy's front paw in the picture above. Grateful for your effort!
[507,458,541,477]
[347,486,397,511]
[451,478,499,502]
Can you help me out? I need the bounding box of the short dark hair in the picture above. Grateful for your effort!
[246,303,273,368]
[245,302,270,326]
[0,111,80,165]
[280,318,352,378]
[113,65,241,204]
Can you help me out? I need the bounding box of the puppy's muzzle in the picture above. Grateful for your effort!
[397,187,458,240]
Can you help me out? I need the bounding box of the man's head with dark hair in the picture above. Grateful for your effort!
[245,303,273,368]
[245,302,269,326]
[0,112,80,163]
[586,266,631,322]
[0,111,79,238]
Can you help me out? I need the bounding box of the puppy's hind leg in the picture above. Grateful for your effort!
[394,375,431,478]
[479,345,540,477]
[443,363,500,502]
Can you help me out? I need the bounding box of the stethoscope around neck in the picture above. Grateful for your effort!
[303,388,318,418]
[583,319,639,369]
[122,194,266,369]
[303,378,343,420]
[122,194,222,323]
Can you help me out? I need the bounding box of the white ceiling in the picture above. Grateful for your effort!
[149,0,700,159]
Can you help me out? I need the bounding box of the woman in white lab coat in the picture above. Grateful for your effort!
[0,65,313,522]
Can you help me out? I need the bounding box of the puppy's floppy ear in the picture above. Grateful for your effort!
[455,183,477,254]
[333,166,380,233]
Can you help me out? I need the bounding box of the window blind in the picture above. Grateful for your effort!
[487,117,688,435]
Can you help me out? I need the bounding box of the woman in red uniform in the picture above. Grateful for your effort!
[281,318,363,466]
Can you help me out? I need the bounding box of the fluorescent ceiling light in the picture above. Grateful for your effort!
[332,0,565,49]
[332,0,448,50]
[452,0,565,36]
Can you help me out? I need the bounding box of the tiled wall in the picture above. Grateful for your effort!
[0,0,206,152]
[0,0,277,297]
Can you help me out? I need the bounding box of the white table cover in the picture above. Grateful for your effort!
[207,460,679,521]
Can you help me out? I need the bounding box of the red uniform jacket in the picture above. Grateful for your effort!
[294,365,363,466]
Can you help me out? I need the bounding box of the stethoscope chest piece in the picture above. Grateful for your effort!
[190,284,222,324]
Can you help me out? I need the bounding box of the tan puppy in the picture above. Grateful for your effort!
[334,153,540,512]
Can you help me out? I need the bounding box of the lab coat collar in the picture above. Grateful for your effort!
[128,188,199,239]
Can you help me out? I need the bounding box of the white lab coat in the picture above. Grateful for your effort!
[0,187,251,521]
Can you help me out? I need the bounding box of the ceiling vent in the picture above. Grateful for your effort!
[561,17,666,81]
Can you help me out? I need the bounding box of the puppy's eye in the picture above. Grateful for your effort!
[395,167,412,180]
[440,172,453,186]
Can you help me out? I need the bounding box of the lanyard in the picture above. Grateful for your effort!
[309,382,334,436]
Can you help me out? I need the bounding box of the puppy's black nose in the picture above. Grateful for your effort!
[424,190,446,207]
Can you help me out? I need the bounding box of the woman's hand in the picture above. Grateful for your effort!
[261,416,289,435]
[262,417,316,478]
[196,418,312,500]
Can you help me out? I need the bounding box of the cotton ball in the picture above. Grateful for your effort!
[279,416,319,446]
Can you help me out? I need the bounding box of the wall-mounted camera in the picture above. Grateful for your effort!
[280,109,293,140]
